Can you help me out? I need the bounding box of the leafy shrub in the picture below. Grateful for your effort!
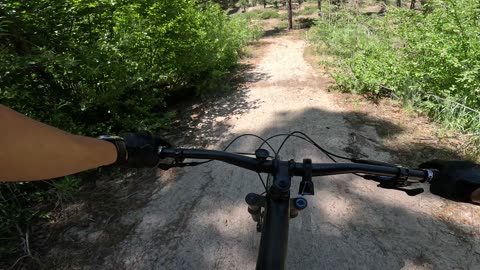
[0,0,257,135]
[308,0,480,134]
[260,9,284,19]
[238,8,285,20]
[0,177,81,264]
[0,0,258,266]
[296,4,318,15]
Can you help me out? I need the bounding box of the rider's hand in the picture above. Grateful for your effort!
[121,131,171,168]
[419,160,480,203]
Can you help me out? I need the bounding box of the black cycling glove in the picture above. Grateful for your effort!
[419,159,480,202]
[100,131,171,168]
[122,131,172,168]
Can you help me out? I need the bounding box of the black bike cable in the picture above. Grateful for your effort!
[258,133,350,162]
[285,132,354,161]
[262,132,390,166]
[223,134,277,155]
[267,132,370,177]
[275,132,305,159]
[289,132,369,177]
[270,131,343,162]
[174,133,275,191]
[258,134,315,151]
[175,132,380,180]
[289,132,398,176]
[293,131,353,160]
[257,173,267,192]
[219,134,276,192]
[170,134,277,167]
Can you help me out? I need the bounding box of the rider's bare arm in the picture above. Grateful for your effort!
[0,104,117,181]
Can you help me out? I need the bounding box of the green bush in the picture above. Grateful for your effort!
[296,4,318,15]
[0,0,258,265]
[259,9,285,19]
[308,0,480,133]
[238,8,285,20]
[0,0,257,135]
[0,177,81,263]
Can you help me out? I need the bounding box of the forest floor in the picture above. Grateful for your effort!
[35,6,480,270]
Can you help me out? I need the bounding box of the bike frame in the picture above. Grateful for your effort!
[256,192,290,270]
[158,148,431,270]
[256,160,292,270]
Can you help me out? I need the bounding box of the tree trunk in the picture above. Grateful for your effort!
[396,0,401,7]
[287,0,293,30]
[410,0,415,9]
[318,0,322,11]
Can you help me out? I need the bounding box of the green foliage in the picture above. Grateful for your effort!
[308,0,480,134]
[49,176,81,203]
[240,0,249,9]
[0,0,256,135]
[258,9,285,19]
[211,0,237,9]
[296,4,318,15]
[238,8,285,19]
[0,0,258,265]
[0,178,78,261]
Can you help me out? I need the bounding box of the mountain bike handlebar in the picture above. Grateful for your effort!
[158,148,435,181]
[158,146,436,270]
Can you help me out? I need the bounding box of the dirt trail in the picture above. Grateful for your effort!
[104,32,480,269]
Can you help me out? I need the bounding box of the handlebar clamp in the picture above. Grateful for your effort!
[422,169,435,183]
[396,167,410,186]
[299,159,314,195]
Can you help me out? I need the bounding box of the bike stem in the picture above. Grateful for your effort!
[256,160,294,270]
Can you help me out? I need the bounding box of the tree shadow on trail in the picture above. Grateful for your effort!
[35,64,270,269]
[163,63,270,148]
[343,110,463,166]
[38,62,478,269]
[294,17,315,29]
[262,27,287,38]
[34,167,162,270]
[260,18,315,38]
[264,109,476,270]
[102,107,478,270]
[227,6,240,15]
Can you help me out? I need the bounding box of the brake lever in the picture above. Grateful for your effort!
[158,147,188,170]
[377,181,424,196]
[363,175,424,196]
[399,187,424,196]
[158,160,208,170]
[158,163,174,170]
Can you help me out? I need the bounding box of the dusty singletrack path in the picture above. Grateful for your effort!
[107,32,480,270]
